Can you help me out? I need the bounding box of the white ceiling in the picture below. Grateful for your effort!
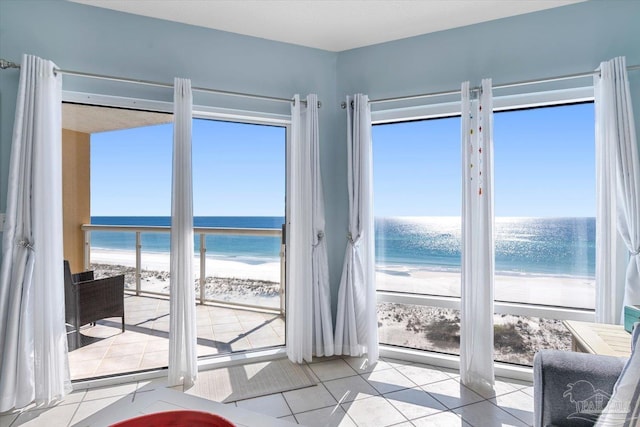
[69,0,585,52]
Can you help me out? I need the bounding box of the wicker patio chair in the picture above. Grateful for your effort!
[64,260,125,349]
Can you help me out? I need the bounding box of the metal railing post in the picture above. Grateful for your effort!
[135,231,141,295]
[280,244,286,316]
[280,223,286,315]
[199,233,206,304]
[83,229,90,271]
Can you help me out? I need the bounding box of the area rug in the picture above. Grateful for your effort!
[186,358,317,403]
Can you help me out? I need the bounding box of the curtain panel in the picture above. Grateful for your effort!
[334,94,378,363]
[287,94,334,363]
[0,54,71,411]
[168,77,198,387]
[308,94,335,358]
[595,56,640,324]
[460,79,495,394]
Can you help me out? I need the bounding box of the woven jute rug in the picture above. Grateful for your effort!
[186,358,317,403]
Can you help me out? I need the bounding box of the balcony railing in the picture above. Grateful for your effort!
[81,224,285,314]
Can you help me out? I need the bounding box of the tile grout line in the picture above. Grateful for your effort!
[483,388,534,426]
[377,392,412,425]
[431,384,533,427]
[65,401,83,427]
[283,367,343,419]
[381,387,449,424]
[275,392,296,419]
[70,326,114,380]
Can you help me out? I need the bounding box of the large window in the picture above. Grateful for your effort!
[493,102,595,310]
[372,98,595,366]
[373,116,462,357]
[192,118,286,310]
[491,101,594,365]
[63,101,287,381]
[374,117,461,297]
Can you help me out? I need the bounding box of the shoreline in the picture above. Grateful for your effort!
[376,267,594,309]
[378,263,594,281]
[92,247,591,280]
[90,247,595,309]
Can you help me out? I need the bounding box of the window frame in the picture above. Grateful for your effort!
[371,86,596,377]
[62,90,292,387]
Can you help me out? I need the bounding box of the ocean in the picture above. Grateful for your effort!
[375,217,594,278]
[90,216,595,278]
[91,216,284,262]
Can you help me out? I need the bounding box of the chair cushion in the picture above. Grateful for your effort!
[594,323,640,426]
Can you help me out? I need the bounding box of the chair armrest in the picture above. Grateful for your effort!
[533,350,627,427]
[73,270,94,282]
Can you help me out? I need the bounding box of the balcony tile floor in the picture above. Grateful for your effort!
[67,295,285,380]
[0,355,534,426]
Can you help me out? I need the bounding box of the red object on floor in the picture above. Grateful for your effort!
[109,410,235,427]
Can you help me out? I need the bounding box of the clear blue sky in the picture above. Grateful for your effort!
[372,102,595,217]
[92,102,594,218]
[91,119,285,216]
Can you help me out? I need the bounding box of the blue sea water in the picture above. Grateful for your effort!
[91,216,285,262]
[375,217,595,278]
[91,216,595,277]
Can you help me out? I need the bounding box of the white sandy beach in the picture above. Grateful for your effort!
[90,248,282,308]
[377,264,595,310]
[91,248,281,282]
[91,248,595,310]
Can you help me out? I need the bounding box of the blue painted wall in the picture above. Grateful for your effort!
[1,0,639,321]
[337,1,640,134]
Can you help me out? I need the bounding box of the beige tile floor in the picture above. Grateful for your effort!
[3,295,534,426]
[68,295,285,380]
[0,355,534,427]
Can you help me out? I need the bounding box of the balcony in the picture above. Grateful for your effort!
[68,294,285,380]
[68,224,285,381]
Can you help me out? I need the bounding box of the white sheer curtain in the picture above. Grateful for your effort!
[334,94,378,363]
[287,94,334,363]
[308,94,334,358]
[287,95,312,363]
[595,56,640,324]
[169,77,197,387]
[460,79,495,394]
[0,54,71,411]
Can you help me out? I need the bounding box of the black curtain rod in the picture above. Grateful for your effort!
[0,58,321,108]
